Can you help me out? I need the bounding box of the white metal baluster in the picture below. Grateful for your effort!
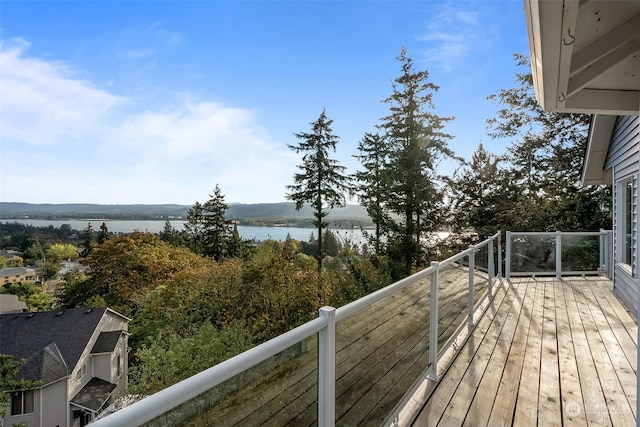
[427,261,440,381]
[556,231,562,279]
[318,306,336,427]
[468,246,475,326]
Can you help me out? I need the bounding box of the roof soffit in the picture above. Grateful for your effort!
[525,0,640,115]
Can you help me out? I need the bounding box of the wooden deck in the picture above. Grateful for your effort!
[404,277,638,427]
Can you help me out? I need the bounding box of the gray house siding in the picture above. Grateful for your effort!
[605,115,640,316]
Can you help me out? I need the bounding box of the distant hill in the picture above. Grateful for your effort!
[0,202,370,222]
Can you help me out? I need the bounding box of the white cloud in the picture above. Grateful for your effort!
[417,3,496,71]
[0,38,123,147]
[0,38,295,204]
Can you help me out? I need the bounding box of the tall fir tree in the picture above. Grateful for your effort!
[201,185,232,260]
[286,109,353,269]
[353,132,392,255]
[185,201,205,254]
[378,48,455,275]
[81,222,95,257]
[97,222,110,244]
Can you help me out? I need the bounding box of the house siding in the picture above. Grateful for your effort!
[606,115,640,316]
[43,379,69,427]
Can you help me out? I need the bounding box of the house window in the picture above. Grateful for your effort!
[117,354,121,378]
[622,179,634,266]
[11,390,34,415]
[76,363,87,381]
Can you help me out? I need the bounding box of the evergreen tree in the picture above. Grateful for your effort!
[185,201,205,254]
[446,144,506,238]
[353,132,391,255]
[200,185,232,260]
[378,48,455,275]
[486,54,611,231]
[81,223,95,257]
[97,222,110,244]
[160,220,184,247]
[286,110,353,269]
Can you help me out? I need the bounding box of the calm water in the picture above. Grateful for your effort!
[0,218,367,243]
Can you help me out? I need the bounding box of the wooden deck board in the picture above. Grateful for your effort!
[408,277,637,427]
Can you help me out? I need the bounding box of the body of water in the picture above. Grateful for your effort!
[0,218,367,243]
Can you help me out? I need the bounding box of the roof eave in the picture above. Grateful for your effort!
[582,114,617,185]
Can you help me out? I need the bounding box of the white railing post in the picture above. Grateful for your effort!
[488,238,495,296]
[318,306,336,427]
[427,261,440,381]
[556,231,562,279]
[600,229,606,272]
[468,246,475,326]
[505,231,511,279]
[498,233,503,278]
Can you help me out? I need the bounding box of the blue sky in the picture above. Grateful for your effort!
[0,0,529,205]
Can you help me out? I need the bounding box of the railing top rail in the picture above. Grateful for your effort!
[508,231,604,237]
[336,233,498,321]
[91,316,328,427]
[336,264,435,321]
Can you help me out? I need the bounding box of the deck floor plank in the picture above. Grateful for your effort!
[485,279,535,426]
[461,279,528,427]
[512,277,545,426]
[538,278,562,426]
[554,278,587,427]
[407,277,636,427]
[410,282,512,425]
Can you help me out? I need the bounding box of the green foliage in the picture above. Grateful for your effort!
[97,222,111,244]
[373,48,455,276]
[0,355,40,417]
[483,54,611,232]
[6,256,23,268]
[46,243,78,261]
[129,322,253,395]
[286,110,353,267]
[1,283,54,311]
[185,186,249,260]
[353,132,391,255]
[61,232,207,315]
[81,223,95,257]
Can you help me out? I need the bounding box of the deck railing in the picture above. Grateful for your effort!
[92,232,501,427]
[505,230,613,279]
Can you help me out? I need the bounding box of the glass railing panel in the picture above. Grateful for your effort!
[141,337,318,427]
[335,276,430,426]
[475,244,488,272]
[561,234,600,273]
[510,234,557,274]
[438,262,474,350]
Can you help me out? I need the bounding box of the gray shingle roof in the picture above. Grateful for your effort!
[0,294,28,313]
[70,377,117,412]
[0,308,107,383]
[91,331,123,354]
[0,267,33,277]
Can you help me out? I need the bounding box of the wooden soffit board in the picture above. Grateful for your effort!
[524,0,640,116]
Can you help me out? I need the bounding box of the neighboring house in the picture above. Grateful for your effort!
[0,308,130,427]
[0,267,36,284]
[523,0,640,423]
[0,250,22,262]
[0,294,28,313]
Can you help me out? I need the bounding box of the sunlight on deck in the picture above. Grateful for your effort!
[404,277,637,427]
